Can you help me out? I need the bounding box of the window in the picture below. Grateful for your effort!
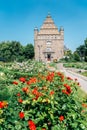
[47,47,51,51]
[46,41,51,45]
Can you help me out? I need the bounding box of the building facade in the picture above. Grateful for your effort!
[34,14,64,62]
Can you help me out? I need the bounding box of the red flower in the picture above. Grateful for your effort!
[59,115,64,121]
[19,112,24,119]
[19,77,26,83]
[82,103,87,108]
[57,72,64,81]
[63,84,67,88]
[18,98,23,103]
[50,90,54,95]
[32,88,43,100]
[27,77,37,85]
[67,77,72,80]
[77,82,80,86]
[28,120,36,130]
[0,101,8,109]
[32,88,38,95]
[46,72,54,82]
[12,81,18,85]
[66,86,72,94]
[0,101,4,109]
[57,72,62,76]
[17,93,21,96]
[22,87,29,93]
[63,84,72,95]
[62,89,69,95]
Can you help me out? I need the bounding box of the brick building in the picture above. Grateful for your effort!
[34,14,64,62]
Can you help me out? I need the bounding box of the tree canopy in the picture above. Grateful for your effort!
[75,38,87,61]
[63,38,87,62]
[0,41,34,62]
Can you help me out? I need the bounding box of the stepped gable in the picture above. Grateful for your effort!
[38,14,59,35]
[34,14,64,62]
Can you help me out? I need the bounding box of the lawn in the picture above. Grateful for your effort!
[63,62,87,70]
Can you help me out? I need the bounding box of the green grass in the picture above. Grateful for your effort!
[63,62,87,70]
[81,71,87,77]
[49,62,57,69]
[77,87,87,102]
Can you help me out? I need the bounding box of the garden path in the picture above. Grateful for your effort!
[57,63,87,93]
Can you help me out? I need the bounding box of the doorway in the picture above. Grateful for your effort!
[47,54,51,61]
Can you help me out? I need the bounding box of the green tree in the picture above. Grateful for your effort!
[0,41,24,62]
[64,50,73,61]
[76,45,85,61]
[75,38,87,62]
[0,41,34,62]
[84,38,87,61]
[24,44,34,59]
[8,41,24,61]
[73,51,80,61]
[0,41,11,61]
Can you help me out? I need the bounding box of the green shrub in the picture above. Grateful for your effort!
[0,85,10,100]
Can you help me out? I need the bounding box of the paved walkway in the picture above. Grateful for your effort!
[57,63,87,93]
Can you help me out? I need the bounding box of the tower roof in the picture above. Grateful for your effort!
[38,15,59,35]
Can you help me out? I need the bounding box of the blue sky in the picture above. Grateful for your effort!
[0,0,87,51]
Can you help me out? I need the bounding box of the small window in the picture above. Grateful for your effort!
[47,47,51,51]
[46,41,51,45]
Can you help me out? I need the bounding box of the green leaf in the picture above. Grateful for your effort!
[80,124,86,129]
[15,124,22,130]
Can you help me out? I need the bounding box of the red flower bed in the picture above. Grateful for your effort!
[0,71,87,130]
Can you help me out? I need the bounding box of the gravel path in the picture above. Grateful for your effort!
[57,63,87,93]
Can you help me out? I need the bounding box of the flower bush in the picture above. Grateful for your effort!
[0,70,87,130]
[0,61,46,101]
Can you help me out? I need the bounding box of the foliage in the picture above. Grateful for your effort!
[49,62,57,69]
[24,44,34,59]
[74,38,87,62]
[64,50,73,62]
[81,71,87,77]
[0,41,34,62]
[63,62,87,70]
[0,61,87,129]
[63,38,87,62]
[73,52,80,61]
[0,84,10,101]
